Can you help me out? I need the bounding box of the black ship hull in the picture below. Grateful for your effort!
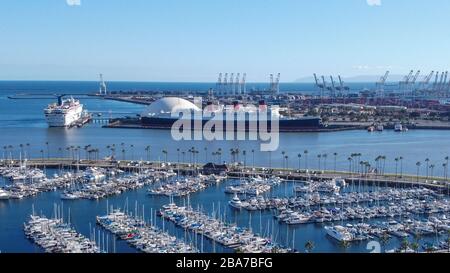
[140,117,324,132]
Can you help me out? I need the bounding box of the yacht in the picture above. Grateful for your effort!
[285,213,311,225]
[228,194,243,209]
[324,225,353,242]
[60,191,81,200]
[394,123,407,132]
[0,189,10,200]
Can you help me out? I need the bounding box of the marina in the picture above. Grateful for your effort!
[24,213,100,253]
[2,83,450,253]
[159,203,295,253]
[96,208,198,253]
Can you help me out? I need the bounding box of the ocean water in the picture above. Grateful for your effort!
[0,81,448,253]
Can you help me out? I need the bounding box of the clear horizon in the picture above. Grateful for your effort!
[1,0,450,82]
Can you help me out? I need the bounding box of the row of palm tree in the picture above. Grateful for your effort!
[3,143,450,182]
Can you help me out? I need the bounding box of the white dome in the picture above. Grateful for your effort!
[142,97,201,117]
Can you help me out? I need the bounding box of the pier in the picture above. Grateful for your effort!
[2,158,449,193]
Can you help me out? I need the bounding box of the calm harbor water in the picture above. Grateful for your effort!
[0,81,448,253]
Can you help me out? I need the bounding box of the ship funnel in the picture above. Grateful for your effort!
[233,100,240,110]
[259,100,267,111]
[57,96,63,106]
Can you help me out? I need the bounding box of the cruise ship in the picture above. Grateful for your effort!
[44,97,83,127]
[140,97,324,132]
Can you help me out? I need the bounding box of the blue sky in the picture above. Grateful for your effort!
[0,0,449,82]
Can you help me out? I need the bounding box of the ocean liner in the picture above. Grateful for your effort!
[140,97,323,132]
[44,97,83,127]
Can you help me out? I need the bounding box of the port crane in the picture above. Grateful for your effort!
[330,76,337,98]
[216,73,223,96]
[99,74,107,95]
[432,71,440,92]
[336,75,349,97]
[376,71,390,97]
[223,73,228,96]
[441,71,448,93]
[241,73,247,94]
[313,73,325,97]
[275,73,281,94]
[418,71,434,91]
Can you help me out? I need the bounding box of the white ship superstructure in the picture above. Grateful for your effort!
[44,97,83,127]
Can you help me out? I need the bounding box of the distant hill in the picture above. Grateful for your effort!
[294,74,406,83]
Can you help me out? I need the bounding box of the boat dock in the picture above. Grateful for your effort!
[24,214,100,253]
[159,203,295,253]
[2,158,449,193]
[96,208,197,253]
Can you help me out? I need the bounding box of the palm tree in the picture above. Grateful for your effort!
[130,144,135,160]
[19,144,24,159]
[3,146,7,160]
[204,147,208,162]
[304,150,308,169]
[212,151,217,164]
[381,155,386,175]
[297,153,302,170]
[425,158,430,178]
[333,152,338,172]
[45,141,50,158]
[230,148,238,163]
[322,153,328,171]
[284,155,289,169]
[281,151,286,168]
[394,157,399,177]
[429,164,435,178]
[162,149,168,163]
[375,156,381,176]
[445,156,449,179]
[218,148,222,163]
[65,147,70,159]
[26,143,30,158]
[443,163,448,181]
[347,157,352,173]
[242,150,247,168]
[145,146,151,161]
[416,161,421,182]
[317,154,322,171]
[412,233,421,253]
[304,240,315,253]
[399,156,404,177]
[249,149,254,168]
[8,145,13,160]
[410,242,419,253]
[400,238,410,253]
